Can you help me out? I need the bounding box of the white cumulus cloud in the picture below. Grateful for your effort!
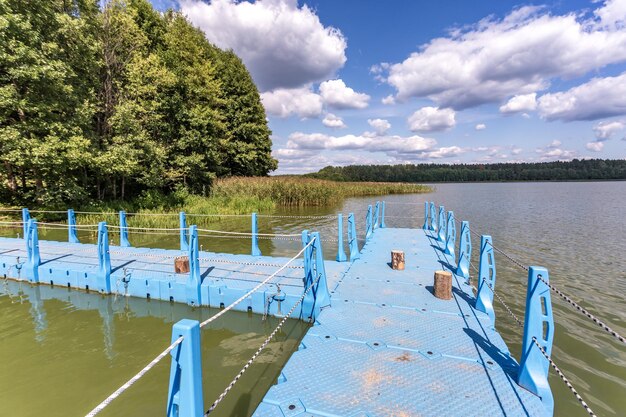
[592,120,625,140]
[538,72,626,121]
[408,107,456,132]
[500,93,538,114]
[319,79,370,109]
[382,95,396,105]
[261,86,322,118]
[181,0,347,91]
[586,141,605,152]
[322,113,347,129]
[379,2,626,109]
[475,123,486,130]
[367,118,391,135]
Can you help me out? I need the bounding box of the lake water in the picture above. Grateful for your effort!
[0,181,624,417]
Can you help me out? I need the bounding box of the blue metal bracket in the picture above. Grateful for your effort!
[429,202,436,232]
[302,232,331,321]
[179,212,189,251]
[25,219,40,283]
[380,201,386,228]
[365,205,373,240]
[167,319,204,417]
[68,209,79,243]
[347,213,360,261]
[518,266,554,416]
[444,211,456,262]
[475,235,496,323]
[97,222,111,294]
[251,212,261,256]
[186,225,201,306]
[437,205,446,242]
[456,221,472,282]
[119,211,130,247]
[301,230,314,317]
[22,208,30,239]
[336,214,347,262]
[423,202,429,230]
[373,201,380,230]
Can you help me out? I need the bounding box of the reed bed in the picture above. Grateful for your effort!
[212,176,430,207]
[0,176,430,228]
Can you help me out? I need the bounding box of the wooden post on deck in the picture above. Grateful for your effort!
[391,250,405,270]
[433,270,452,300]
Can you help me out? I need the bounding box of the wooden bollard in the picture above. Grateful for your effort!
[391,250,405,270]
[433,270,452,300]
[174,256,190,274]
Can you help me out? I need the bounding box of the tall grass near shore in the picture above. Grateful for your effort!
[212,176,429,207]
[0,177,430,228]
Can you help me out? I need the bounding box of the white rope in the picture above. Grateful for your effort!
[85,336,184,417]
[199,237,315,329]
[205,266,321,415]
[196,227,301,238]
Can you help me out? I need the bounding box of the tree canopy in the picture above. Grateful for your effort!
[308,159,626,182]
[0,0,276,207]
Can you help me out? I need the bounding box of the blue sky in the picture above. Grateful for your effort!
[154,0,626,173]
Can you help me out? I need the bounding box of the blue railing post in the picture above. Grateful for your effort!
[252,213,261,256]
[444,211,456,262]
[22,208,30,239]
[119,211,130,247]
[347,213,360,261]
[373,201,380,230]
[423,202,429,230]
[185,225,201,306]
[251,212,261,256]
[475,235,496,323]
[381,201,386,228]
[456,221,472,282]
[167,319,204,417]
[518,266,555,416]
[302,232,331,321]
[365,205,373,240]
[179,212,189,251]
[68,209,79,243]
[97,222,111,294]
[429,202,436,231]
[25,219,40,283]
[437,205,446,242]
[301,230,314,317]
[336,214,347,262]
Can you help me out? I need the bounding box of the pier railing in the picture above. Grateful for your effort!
[420,200,625,417]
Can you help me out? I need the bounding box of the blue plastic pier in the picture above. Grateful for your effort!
[0,238,347,319]
[253,228,548,417]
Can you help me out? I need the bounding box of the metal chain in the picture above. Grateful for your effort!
[482,278,524,329]
[85,336,184,416]
[536,275,626,345]
[530,337,597,417]
[205,270,320,415]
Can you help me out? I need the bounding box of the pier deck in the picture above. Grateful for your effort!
[0,237,347,318]
[254,228,547,417]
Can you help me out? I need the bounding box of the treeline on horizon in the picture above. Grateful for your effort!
[307,159,626,182]
[0,0,275,207]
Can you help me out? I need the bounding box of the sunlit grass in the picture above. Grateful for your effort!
[0,176,430,228]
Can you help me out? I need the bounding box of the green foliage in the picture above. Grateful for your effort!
[0,0,275,208]
[308,159,626,183]
[211,176,430,206]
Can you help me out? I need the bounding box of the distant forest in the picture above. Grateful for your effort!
[308,159,626,182]
[0,0,275,207]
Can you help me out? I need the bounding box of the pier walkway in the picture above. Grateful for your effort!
[254,227,547,417]
[3,202,597,417]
